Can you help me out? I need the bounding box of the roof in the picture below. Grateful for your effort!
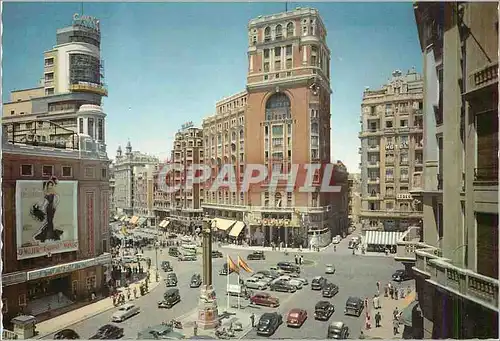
[288,308,304,314]
[261,312,277,319]
[329,321,345,329]
[347,296,362,303]
[315,300,330,307]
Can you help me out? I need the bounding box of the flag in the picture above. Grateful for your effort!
[227,255,239,274]
[237,256,253,273]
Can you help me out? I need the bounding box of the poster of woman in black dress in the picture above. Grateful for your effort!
[30,176,64,242]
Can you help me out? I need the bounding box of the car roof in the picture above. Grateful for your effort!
[261,312,277,318]
[329,321,345,328]
[313,276,324,280]
[165,288,179,294]
[316,300,330,307]
[289,308,304,313]
[347,296,361,302]
[121,303,135,308]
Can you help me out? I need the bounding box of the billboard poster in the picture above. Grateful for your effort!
[16,179,78,260]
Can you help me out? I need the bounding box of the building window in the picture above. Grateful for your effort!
[263,62,269,72]
[79,118,84,134]
[62,166,73,177]
[101,168,107,179]
[42,165,54,176]
[102,239,108,253]
[286,58,292,69]
[275,24,283,39]
[274,47,281,57]
[45,57,54,66]
[263,49,269,59]
[386,202,393,210]
[85,167,95,178]
[264,27,271,41]
[286,22,294,36]
[286,45,292,56]
[97,119,104,142]
[45,88,55,96]
[476,213,499,279]
[44,72,54,81]
[88,118,94,139]
[386,120,393,128]
[20,164,33,176]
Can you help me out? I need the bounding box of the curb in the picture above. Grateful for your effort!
[37,271,162,339]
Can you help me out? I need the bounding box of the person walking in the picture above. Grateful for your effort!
[250,313,255,327]
[295,255,298,265]
[393,317,399,335]
[393,307,399,319]
[193,321,198,336]
[300,255,304,265]
[375,312,381,328]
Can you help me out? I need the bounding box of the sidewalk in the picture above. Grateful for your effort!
[364,290,416,339]
[36,268,162,339]
[220,243,332,253]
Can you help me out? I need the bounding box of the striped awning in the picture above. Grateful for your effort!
[229,221,246,237]
[364,231,405,246]
[159,220,170,228]
[137,217,147,226]
[130,216,139,224]
[212,218,236,231]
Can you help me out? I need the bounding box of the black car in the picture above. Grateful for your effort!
[247,251,266,260]
[277,262,300,274]
[168,247,179,257]
[219,263,235,276]
[322,283,339,298]
[54,329,80,339]
[392,269,412,282]
[89,325,124,339]
[311,276,328,290]
[161,261,172,272]
[158,288,181,308]
[256,312,283,336]
[212,250,223,258]
[344,297,364,317]
[270,280,297,293]
[190,274,202,288]
[314,301,335,321]
[165,273,178,287]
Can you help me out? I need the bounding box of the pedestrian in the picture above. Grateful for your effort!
[295,255,298,265]
[250,313,255,327]
[375,312,381,328]
[372,295,377,309]
[376,281,380,291]
[364,298,368,309]
[300,255,303,265]
[393,307,399,319]
[193,321,198,336]
[365,315,371,330]
[393,317,399,335]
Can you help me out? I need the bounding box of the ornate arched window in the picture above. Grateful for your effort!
[266,93,291,109]
[275,25,283,38]
[264,27,271,40]
[286,22,294,36]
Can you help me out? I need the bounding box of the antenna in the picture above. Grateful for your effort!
[286,2,288,11]
[81,2,84,16]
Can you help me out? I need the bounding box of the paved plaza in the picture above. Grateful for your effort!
[41,236,410,339]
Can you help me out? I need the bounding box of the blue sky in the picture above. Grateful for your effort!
[2,1,422,172]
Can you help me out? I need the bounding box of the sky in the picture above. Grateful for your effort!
[2,1,422,173]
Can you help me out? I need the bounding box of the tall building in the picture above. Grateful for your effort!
[358,70,424,232]
[202,7,348,247]
[348,173,362,225]
[109,163,116,219]
[395,2,498,339]
[113,142,159,218]
[1,14,111,325]
[132,165,155,227]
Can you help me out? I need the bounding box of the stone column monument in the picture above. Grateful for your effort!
[197,214,219,329]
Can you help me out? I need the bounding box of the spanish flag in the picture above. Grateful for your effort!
[237,256,253,273]
[227,255,240,274]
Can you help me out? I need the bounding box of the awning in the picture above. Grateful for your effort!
[159,220,170,228]
[120,216,127,222]
[137,217,147,226]
[364,231,405,246]
[229,221,246,237]
[130,216,139,224]
[400,299,419,327]
[212,218,236,231]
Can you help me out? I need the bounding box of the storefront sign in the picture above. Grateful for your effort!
[2,271,27,287]
[16,180,79,260]
[27,253,112,281]
[181,121,194,130]
[73,13,100,31]
[87,192,95,255]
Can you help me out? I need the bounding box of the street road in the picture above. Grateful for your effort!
[43,237,408,339]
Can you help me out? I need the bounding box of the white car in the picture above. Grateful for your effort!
[269,266,285,275]
[332,235,342,244]
[276,275,303,289]
[112,303,140,322]
[288,273,309,285]
[325,264,336,275]
[245,277,269,290]
[252,273,273,284]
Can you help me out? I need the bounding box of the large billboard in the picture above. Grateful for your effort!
[16,179,78,260]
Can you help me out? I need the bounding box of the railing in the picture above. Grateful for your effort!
[368,161,380,167]
[385,177,394,182]
[474,166,499,182]
[468,62,498,92]
[2,330,19,339]
[367,178,380,184]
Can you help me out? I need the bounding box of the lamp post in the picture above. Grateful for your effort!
[196,212,219,330]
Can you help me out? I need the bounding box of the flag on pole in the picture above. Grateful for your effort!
[237,256,253,273]
[227,255,239,274]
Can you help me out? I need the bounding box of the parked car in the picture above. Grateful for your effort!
[256,270,279,279]
[270,279,297,293]
[219,263,235,276]
[286,308,307,328]
[277,262,301,274]
[137,325,185,339]
[311,276,328,290]
[112,303,140,322]
[392,269,412,282]
[178,254,197,261]
[89,325,124,339]
[322,283,339,298]
[245,277,268,290]
[247,251,266,260]
[54,329,80,339]
[190,274,202,288]
[344,297,364,317]
[277,275,303,289]
[168,247,179,257]
[161,261,173,272]
[256,312,283,336]
[269,266,286,276]
[325,264,336,275]
[314,301,335,321]
[327,321,350,339]
[288,273,308,285]
[250,292,280,307]
[165,273,178,287]
[252,273,273,284]
[332,235,342,244]
[212,250,223,258]
[158,288,181,309]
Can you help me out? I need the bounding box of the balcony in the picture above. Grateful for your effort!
[69,82,108,96]
[385,176,394,183]
[367,177,380,184]
[368,145,380,152]
[360,209,422,219]
[467,62,498,96]
[386,159,395,166]
[367,193,380,200]
[400,176,409,182]
[411,243,499,312]
[367,161,380,168]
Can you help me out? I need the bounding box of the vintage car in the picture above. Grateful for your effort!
[325,264,336,275]
[178,254,197,261]
[158,288,181,308]
[137,325,185,339]
[344,296,364,317]
[54,329,80,339]
[277,262,301,274]
[288,273,308,285]
[89,325,124,339]
[332,235,342,244]
[256,270,279,280]
[219,263,236,276]
[165,273,178,287]
[161,260,173,272]
[256,312,283,336]
[327,321,350,339]
[268,267,286,276]
[322,283,339,298]
[251,273,273,284]
[247,251,266,260]
[112,303,140,322]
[270,279,296,293]
[286,308,307,328]
[245,277,269,290]
[311,276,328,290]
[168,247,180,257]
[250,292,280,307]
[276,275,303,289]
[314,301,335,321]
[212,250,223,258]
[392,269,412,282]
[190,274,202,288]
